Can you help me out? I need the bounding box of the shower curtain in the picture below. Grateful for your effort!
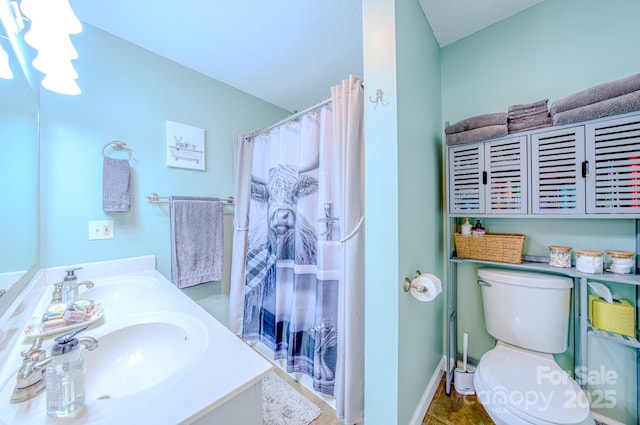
[229,75,364,424]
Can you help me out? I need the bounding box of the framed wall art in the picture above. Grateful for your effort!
[166,120,206,171]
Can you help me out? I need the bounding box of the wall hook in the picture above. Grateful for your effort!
[369,89,388,104]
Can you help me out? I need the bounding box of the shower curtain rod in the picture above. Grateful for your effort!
[245,81,364,141]
[245,97,332,141]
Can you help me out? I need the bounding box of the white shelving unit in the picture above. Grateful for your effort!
[444,112,640,422]
[445,253,640,418]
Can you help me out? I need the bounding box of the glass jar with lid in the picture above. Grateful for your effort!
[548,246,572,268]
[606,250,635,274]
[575,250,603,274]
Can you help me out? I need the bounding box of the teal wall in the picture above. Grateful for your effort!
[396,0,443,424]
[441,0,640,422]
[363,0,443,423]
[39,25,288,281]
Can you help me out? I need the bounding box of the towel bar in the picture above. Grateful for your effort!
[146,193,234,204]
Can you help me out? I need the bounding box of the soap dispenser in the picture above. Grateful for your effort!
[61,268,81,304]
[461,218,472,235]
[45,326,89,417]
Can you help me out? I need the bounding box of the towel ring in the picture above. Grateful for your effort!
[102,141,132,161]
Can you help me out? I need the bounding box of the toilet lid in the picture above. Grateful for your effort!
[476,344,591,425]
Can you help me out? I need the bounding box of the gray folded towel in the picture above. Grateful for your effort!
[508,111,550,123]
[508,99,548,113]
[508,108,549,121]
[550,73,640,115]
[446,125,508,145]
[170,197,224,288]
[508,116,553,133]
[102,156,131,213]
[445,113,507,135]
[552,90,640,126]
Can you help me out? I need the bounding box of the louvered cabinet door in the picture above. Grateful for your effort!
[484,137,528,214]
[585,114,640,215]
[448,143,485,215]
[530,127,586,215]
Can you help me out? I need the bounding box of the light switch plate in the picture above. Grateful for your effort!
[88,220,114,240]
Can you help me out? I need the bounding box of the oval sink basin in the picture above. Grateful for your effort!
[79,276,160,304]
[84,312,208,400]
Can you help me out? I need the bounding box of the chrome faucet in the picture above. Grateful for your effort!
[61,267,94,303]
[10,338,51,403]
[11,329,99,403]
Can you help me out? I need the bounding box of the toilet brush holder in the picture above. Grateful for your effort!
[454,366,475,395]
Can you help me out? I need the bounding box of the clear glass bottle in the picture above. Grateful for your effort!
[46,328,86,417]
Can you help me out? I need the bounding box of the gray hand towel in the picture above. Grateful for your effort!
[170,197,224,288]
[445,113,507,135]
[550,73,640,115]
[102,156,131,212]
[552,90,640,126]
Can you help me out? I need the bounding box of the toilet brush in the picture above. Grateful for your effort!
[454,332,475,395]
[462,332,468,373]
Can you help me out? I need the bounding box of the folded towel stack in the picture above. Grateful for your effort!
[507,99,552,133]
[550,73,640,126]
[445,112,508,145]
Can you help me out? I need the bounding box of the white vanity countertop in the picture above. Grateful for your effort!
[0,256,272,424]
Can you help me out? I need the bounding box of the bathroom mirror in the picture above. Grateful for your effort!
[0,33,40,316]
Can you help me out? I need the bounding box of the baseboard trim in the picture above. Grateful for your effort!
[591,411,625,425]
[408,356,445,425]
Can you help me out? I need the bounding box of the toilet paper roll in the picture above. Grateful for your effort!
[410,273,442,302]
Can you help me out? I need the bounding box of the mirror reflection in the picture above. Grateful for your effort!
[0,33,39,315]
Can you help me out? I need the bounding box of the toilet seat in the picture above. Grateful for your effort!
[474,342,593,425]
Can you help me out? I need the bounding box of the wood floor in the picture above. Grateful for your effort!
[278,370,494,425]
[422,376,494,425]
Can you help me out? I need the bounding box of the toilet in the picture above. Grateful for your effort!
[473,268,595,425]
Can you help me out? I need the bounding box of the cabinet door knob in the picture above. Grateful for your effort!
[482,171,488,185]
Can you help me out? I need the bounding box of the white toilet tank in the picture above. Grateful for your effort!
[478,268,573,354]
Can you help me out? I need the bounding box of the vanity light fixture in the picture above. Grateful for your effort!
[17,0,82,94]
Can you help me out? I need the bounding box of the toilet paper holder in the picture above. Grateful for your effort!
[403,270,424,292]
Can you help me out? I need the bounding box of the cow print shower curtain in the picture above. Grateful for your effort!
[242,107,341,396]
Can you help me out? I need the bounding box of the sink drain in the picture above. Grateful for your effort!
[97,395,111,400]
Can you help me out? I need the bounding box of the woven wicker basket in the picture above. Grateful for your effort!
[453,233,525,264]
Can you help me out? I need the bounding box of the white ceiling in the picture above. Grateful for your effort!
[420,0,544,47]
[67,0,543,112]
